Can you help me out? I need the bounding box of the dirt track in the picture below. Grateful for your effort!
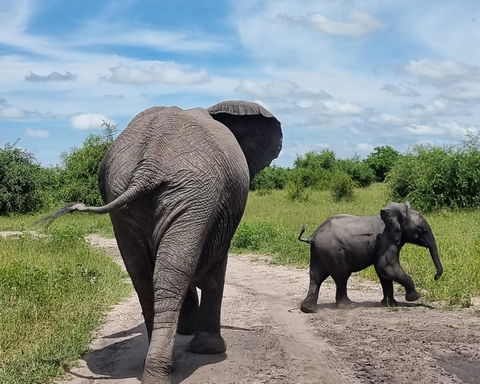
[56,235,480,384]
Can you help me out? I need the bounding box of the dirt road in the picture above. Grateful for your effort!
[56,236,480,384]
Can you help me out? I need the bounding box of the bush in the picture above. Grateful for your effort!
[0,144,45,215]
[291,150,374,190]
[330,171,355,201]
[60,122,117,205]
[285,172,310,202]
[365,146,400,182]
[250,166,291,191]
[294,149,336,171]
[387,138,480,211]
[336,158,375,187]
[292,167,331,190]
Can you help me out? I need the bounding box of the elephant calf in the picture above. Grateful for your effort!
[298,202,443,312]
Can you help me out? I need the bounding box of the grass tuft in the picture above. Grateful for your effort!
[0,230,129,383]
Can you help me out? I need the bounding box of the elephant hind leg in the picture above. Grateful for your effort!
[177,285,199,335]
[332,274,352,308]
[301,251,329,313]
[110,212,155,341]
[142,211,212,382]
[189,208,241,354]
[189,254,228,354]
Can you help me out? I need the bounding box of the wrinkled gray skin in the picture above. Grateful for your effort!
[46,101,282,384]
[299,202,443,313]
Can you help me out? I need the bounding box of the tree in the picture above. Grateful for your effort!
[365,146,400,182]
[0,143,44,214]
[60,121,117,205]
[294,150,336,171]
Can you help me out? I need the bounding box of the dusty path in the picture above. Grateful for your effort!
[56,236,480,384]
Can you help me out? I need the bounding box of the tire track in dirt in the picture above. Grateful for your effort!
[55,235,480,384]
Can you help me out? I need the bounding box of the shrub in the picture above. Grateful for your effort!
[285,171,310,202]
[365,146,400,182]
[250,165,291,191]
[330,171,355,201]
[336,158,375,187]
[294,149,336,171]
[0,144,45,215]
[292,150,338,190]
[387,138,480,211]
[60,122,117,206]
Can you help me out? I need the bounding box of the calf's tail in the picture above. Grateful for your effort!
[298,225,312,244]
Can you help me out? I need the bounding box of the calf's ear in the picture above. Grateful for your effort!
[380,208,401,241]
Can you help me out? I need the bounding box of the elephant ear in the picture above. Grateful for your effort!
[382,202,410,222]
[207,100,282,179]
[380,209,401,234]
[380,202,409,242]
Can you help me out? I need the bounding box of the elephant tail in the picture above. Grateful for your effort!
[37,186,142,228]
[298,225,312,244]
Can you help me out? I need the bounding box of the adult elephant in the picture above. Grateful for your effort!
[46,101,282,383]
[299,202,443,313]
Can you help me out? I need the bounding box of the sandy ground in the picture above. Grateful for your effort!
[54,235,480,384]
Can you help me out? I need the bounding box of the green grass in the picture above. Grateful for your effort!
[232,183,390,262]
[1,182,479,384]
[232,183,480,306]
[0,209,114,237]
[0,228,129,383]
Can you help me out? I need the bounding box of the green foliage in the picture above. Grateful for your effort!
[387,138,480,211]
[292,150,374,190]
[0,231,129,383]
[37,166,63,209]
[330,171,355,201]
[0,144,45,215]
[285,171,310,202]
[294,149,336,171]
[336,157,375,187]
[250,165,291,191]
[292,167,331,189]
[365,146,400,182]
[60,122,117,205]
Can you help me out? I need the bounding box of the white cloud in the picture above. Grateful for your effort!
[443,82,480,102]
[25,71,76,82]
[406,121,479,138]
[355,142,375,152]
[382,84,420,97]
[236,79,330,100]
[0,98,29,119]
[70,113,115,130]
[369,113,404,126]
[25,127,49,138]
[73,27,226,53]
[0,0,32,33]
[406,98,470,117]
[103,62,210,85]
[404,59,480,86]
[406,124,443,136]
[296,99,364,116]
[308,10,385,37]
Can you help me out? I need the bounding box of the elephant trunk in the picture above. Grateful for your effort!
[426,232,443,280]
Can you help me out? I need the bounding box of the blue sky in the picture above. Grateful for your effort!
[1,0,479,167]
